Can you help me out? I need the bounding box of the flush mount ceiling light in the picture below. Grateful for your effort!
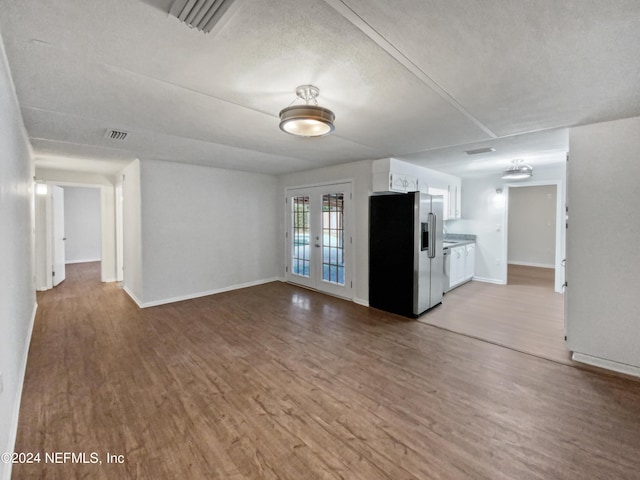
[279,85,335,137]
[501,159,533,180]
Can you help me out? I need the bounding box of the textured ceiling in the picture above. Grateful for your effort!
[0,0,638,176]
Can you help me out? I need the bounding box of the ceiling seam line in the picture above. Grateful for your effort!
[23,104,379,153]
[321,0,497,139]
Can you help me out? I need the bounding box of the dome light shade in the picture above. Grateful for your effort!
[502,160,533,180]
[279,105,335,136]
[279,85,335,137]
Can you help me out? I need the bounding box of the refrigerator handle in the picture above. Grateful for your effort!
[428,212,436,258]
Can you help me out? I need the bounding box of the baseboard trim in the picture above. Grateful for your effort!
[4,302,38,480]
[123,286,144,309]
[354,297,369,307]
[572,352,640,378]
[65,258,101,265]
[137,277,282,309]
[472,276,506,285]
[508,261,555,269]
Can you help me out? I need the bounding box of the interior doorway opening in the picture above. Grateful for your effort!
[506,184,558,291]
[35,182,112,290]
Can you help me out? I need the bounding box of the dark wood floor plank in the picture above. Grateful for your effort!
[12,262,640,479]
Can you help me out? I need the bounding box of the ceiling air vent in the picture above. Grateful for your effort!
[104,129,129,141]
[465,147,495,155]
[169,0,243,34]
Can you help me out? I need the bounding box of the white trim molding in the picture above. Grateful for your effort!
[472,276,506,285]
[507,261,555,269]
[65,258,102,265]
[572,352,640,378]
[4,303,38,480]
[354,297,369,307]
[130,278,282,309]
[123,286,144,309]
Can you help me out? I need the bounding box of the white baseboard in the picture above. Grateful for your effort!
[123,286,144,308]
[65,258,101,265]
[472,276,506,285]
[572,352,640,378]
[3,302,38,480]
[354,297,369,307]
[134,277,282,309]
[508,261,555,269]
[101,277,117,283]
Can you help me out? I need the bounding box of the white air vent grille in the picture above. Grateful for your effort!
[104,129,129,141]
[465,147,495,155]
[169,0,241,34]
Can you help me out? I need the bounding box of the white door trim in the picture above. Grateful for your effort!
[284,181,354,300]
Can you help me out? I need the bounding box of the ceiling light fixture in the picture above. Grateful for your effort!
[279,85,335,137]
[501,159,533,180]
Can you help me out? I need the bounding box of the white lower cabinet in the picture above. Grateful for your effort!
[450,246,466,287]
[464,244,475,281]
[448,243,475,291]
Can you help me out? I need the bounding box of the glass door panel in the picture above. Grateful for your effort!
[292,196,310,278]
[285,183,352,299]
[322,193,344,285]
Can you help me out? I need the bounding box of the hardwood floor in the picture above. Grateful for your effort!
[13,262,640,479]
[420,265,570,365]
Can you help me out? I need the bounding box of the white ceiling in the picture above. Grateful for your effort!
[1,0,638,177]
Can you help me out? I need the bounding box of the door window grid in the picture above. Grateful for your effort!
[322,193,345,285]
[292,196,310,277]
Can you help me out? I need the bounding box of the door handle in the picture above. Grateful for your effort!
[428,213,436,258]
[315,244,320,248]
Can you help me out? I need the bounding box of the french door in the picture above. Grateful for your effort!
[285,182,353,299]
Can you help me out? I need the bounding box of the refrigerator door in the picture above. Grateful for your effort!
[414,193,432,315]
[429,195,444,308]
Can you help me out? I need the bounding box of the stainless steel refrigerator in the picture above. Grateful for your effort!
[369,192,444,318]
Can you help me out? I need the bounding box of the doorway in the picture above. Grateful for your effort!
[507,184,557,290]
[285,182,353,299]
[504,181,565,293]
[35,182,107,290]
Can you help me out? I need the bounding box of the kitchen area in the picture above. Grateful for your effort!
[368,154,567,363]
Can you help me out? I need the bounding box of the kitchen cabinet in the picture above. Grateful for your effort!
[447,242,475,290]
[464,243,475,281]
[448,178,462,219]
[450,246,466,287]
[373,171,419,193]
[428,177,462,220]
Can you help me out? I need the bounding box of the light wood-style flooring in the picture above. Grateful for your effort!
[13,262,640,479]
[419,264,569,365]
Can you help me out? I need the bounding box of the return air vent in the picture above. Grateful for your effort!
[465,147,496,155]
[104,129,129,141]
[169,0,243,34]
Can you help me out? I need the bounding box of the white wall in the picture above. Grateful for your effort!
[446,162,566,286]
[35,169,117,282]
[567,116,640,375]
[278,160,373,305]
[508,185,557,267]
[0,29,36,480]
[63,186,101,264]
[121,159,143,304]
[138,159,280,306]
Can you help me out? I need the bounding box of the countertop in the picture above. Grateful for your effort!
[443,234,476,251]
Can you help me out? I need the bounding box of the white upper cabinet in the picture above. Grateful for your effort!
[427,176,462,220]
[372,158,462,218]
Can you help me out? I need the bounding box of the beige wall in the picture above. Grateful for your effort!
[508,185,557,267]
[0,27,36,480]
[567,115,640,375]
